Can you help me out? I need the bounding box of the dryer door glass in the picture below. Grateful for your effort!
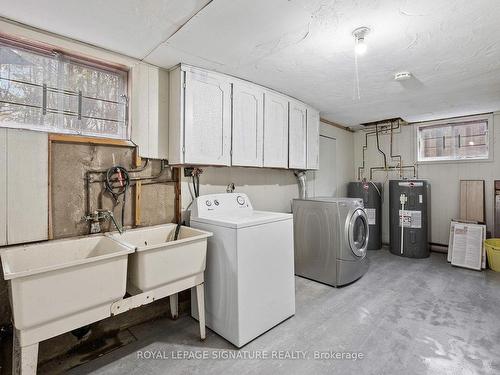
[349,209,368,257]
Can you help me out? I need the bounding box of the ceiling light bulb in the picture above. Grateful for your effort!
[355,38,367,55]
[352,27,370,56]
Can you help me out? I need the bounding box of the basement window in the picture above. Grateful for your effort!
[417,116,490,162]
[0,38,128,139]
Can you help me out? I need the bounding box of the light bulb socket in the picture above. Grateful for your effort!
[352,27,370,55]
[352,27,370,39]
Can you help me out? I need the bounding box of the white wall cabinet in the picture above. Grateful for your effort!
[167,64,319,170]
[0,129,48,246]
[289,101,308,169]
[263,91,289,168]
[232,82,264,167]
[130,62,169,160]
[306,107,320,170]
[170,65,232,166]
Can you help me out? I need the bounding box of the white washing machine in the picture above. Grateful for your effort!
[190,193,295,347]
[293,197,369,287]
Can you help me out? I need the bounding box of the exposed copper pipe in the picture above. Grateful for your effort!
[389,120,403,178]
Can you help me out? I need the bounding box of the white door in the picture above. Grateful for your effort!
[307,135,337,197]
[288,101,307,169]
[306,107,320,170]
[232,83,264,167]
[184,69,232,165]
[0,128,6,246]
[7,129,48,244]
[263,92,289,168]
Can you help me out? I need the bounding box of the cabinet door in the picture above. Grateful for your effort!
[184,69,231,165]
[0,129,6,246]
[130,63,149,156]
[7,129,48,244]
[288,101,307,169]
[232,82,264,167]
[130,63,169,159]
[263,92,289,168]
[306,107,320,170]
[147,66,169,160]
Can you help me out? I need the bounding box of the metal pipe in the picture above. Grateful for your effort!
[389,120,403,178]
[0,99,125,124]
[0,76,126,105]
[369,165,417,180]
[375,123,388,169]
[294,170,307,199]
[358,119,410,180]
[84,159,174,228]
[357,128,378,180]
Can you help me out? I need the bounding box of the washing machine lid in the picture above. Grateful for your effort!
[191,211,292,229]
[347,208,369,257]
[191,193,291,229]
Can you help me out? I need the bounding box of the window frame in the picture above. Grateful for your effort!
[0,35,129,140]
[415,114,494,164]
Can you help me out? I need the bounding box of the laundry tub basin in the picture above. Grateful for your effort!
[109,224,212,291]
[1,235,134,333]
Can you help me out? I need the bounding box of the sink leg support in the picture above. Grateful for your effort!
[169,294,178,320]
[196,283,206,340]
[12,329,38,375]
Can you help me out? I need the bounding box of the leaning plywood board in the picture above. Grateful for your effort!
[0,128,6,246]
[6,129,48,244]
[451,223,485,271]
[459,180,485,223]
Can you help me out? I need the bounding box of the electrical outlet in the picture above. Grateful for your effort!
[184,167,194,177]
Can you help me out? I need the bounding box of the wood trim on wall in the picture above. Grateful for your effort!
[49,133,135,147]
[173,168,181,224]
[135,181,142,226]
[320,118,354,133]
[47,136,53,240]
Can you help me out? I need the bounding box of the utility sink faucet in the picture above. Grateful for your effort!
[83,209,123,234]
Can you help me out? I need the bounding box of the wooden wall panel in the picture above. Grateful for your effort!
[0,129,6,246]
[7,129,49,244]
[459,180,485,223]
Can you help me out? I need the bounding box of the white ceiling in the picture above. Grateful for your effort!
[0,0,211,59]
[2,0,500,126]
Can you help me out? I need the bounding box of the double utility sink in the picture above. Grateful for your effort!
[1,223,211,353]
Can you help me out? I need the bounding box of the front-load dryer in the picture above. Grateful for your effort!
[293,197,369,287]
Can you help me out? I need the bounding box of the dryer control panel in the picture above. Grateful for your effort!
[191,193,253,218]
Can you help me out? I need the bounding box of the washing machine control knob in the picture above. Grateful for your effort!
[205,200,212,207]
[236,195,245,205]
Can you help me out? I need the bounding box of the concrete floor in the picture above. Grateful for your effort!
[68,250,500,375]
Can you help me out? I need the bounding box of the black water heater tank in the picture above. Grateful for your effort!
[389,180,430,258]
[348,181,382,250]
